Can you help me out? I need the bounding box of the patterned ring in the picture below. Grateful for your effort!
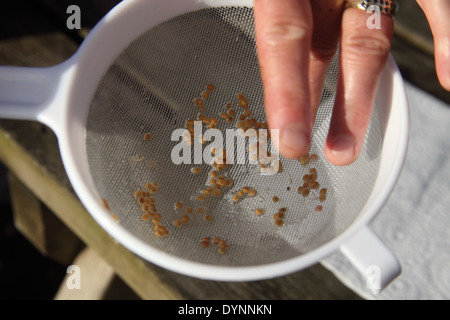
[345,0,397,18]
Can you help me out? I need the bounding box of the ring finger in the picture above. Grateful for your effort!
[324,3,394,166]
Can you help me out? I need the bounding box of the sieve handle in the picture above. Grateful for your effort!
[0,64,68,133]
[340,226,401,295]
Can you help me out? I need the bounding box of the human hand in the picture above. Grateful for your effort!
[254,0,450,166]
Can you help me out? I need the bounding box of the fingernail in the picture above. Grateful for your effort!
[330,134,355,161]
[279,124,310,157]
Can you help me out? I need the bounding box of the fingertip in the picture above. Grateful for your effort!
[324,134,358,166]
[435,39,450,91]
[272,123,311,159]
[439,75,450,92]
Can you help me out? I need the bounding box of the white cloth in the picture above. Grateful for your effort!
[321,82,450,300]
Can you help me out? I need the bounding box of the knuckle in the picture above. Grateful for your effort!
[311,41,338,62]
[343,32,391,57]
[263,22,311,46]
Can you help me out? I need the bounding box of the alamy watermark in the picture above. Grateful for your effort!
[66,5,81,30]
[366,5,382,30]
[171,121,281,175]
[66,265,81,290]
[366,264,381,294]
[67,4,382,31]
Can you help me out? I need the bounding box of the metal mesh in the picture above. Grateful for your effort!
[85,7,382,267]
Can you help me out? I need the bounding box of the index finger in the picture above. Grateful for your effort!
[254,0,313,159]
[417,0,450,90]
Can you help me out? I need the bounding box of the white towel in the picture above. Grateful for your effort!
[321,82,450,300]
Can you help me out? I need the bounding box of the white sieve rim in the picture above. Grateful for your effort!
[64,55,408,282]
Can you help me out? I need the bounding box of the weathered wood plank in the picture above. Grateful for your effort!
[53,247,141,300]
[0,1,78,67]
[9,173,81,265]
[9,173,47,255]
[0,0,182,300]
[54,247,116,300]
[0,122,184,300]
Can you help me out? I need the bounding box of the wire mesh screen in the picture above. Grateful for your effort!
[85,7,382,267]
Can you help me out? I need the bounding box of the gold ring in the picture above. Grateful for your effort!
[345,0,397,18]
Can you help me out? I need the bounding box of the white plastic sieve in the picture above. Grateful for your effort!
[0,0,408,292]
